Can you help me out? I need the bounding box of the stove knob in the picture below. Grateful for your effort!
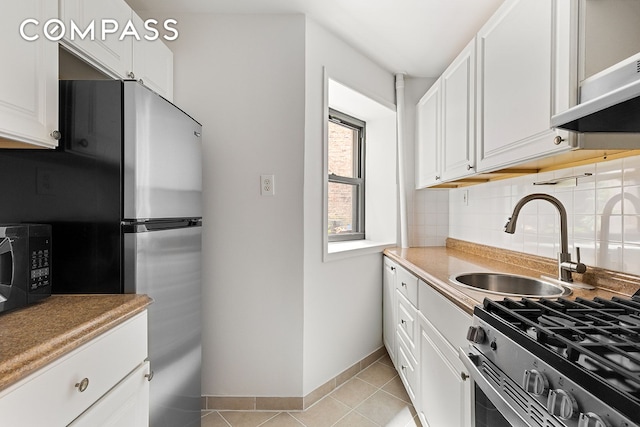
[523,369,549,396]
[466,326,486,344]
[578,413,610,427]
[547,389,578,420]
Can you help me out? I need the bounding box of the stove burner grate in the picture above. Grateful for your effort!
[479,295,640,416]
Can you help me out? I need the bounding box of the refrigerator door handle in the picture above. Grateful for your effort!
[122,219,202,233]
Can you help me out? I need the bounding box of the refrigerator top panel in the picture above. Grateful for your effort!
[123,81,202,220]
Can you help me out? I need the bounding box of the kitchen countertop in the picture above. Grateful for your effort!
[0,294,152,392]
[384,239,640,315]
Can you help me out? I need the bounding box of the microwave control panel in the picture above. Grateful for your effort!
[29,236,51,292]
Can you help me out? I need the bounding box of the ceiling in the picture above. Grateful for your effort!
[125,0,504,78]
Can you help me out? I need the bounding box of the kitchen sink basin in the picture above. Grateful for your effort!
[449,273,571,297]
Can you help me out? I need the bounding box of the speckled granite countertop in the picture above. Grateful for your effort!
[0,294,152,392]
[384,239,640,315]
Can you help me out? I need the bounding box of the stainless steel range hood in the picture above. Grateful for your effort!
[551,52,640,132]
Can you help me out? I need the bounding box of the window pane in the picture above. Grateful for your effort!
[328,182,358,235]
[328,121,357,178]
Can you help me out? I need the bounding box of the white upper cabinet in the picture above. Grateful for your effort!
[59,0,133,79]
[441,39,476,181]
[415,79,441,189]
[475,0,575,172]
[0,0,59,148]
[60,0,174,101]
[132,13,174,101]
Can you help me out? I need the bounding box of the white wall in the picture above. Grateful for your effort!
[303,18,396,395]
[153,11,399,399]
[164,13,306,397]
[449,155,640,276]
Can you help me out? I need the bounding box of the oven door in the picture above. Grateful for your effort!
[460,349,559,427]
[473,383,513,427]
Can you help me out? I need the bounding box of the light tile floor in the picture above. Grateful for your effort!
[201,354,420,427]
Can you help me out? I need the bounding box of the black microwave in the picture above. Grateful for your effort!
[0,224,51,315]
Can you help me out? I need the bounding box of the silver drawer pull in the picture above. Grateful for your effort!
[75,378,89,393]
[145,370,155,382]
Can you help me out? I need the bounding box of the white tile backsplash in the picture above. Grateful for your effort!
[410,154,640,274]
[410,189,449,246]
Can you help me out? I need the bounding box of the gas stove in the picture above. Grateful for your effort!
[461,294,640,427]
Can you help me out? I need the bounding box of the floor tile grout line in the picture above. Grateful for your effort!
[255,411,285,426]
[214,410,232,427]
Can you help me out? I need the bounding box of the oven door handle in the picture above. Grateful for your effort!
[459,348,533,427]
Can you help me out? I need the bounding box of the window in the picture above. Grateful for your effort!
[328,108,365,241]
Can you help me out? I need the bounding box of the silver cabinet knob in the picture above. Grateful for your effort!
[553,136,565,145]
[460,372,469,381]
[127,71,135,79]
[523,369,549,396]
[548,389,578,420]
[467,164,473,170]
[50,130,61,140]
[145,370,154,382]
[75,377,89,392]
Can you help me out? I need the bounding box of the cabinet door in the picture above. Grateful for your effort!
[70,362,150,427]
[0,0,58,148]
[476,0,574,172]
[441,39,475,181]
[383,257,397,364]
[418,314,471,427]
[415,80,441,189]
[132,13,174,101]
[59,0,133,79]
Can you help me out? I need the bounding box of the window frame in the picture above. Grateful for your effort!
[327,108,366,242]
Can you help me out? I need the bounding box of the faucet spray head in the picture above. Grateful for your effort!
[504,217,516,234]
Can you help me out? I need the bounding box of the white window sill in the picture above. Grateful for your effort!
[325,240,396,262]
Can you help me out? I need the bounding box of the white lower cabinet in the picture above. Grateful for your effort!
[383,257,397,364]
[418,280,472,427]
[0,311,149,427]
[383,256,473,427]
[418,312,471,427]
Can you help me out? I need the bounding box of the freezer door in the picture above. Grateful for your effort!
[124,224,202,427]
[123,81,202,220]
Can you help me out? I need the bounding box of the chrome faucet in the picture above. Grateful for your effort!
[504,193,586,283]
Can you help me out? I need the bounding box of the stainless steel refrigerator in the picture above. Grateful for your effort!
[0,80,202,427]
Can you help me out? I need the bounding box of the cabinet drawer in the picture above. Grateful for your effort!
[418,280,471,351]
[396,266,418,306]
[396,333,418,403]
[396,291,416,344]
[0,312,147,427]
[70,361,150,426]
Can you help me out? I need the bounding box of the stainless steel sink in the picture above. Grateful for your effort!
[449,273,571,297]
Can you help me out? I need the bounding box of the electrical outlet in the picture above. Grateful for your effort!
[261,174,275,196]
